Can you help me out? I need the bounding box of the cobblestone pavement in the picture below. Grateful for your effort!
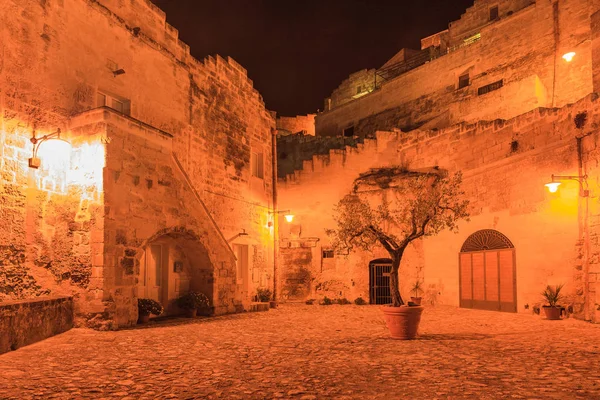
[2,304,600,399]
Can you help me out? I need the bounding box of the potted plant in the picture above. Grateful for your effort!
[256,288,272,303]
[328,168,469,339]
[541,284,564,320]
[176,291,210,318]
[137,298,163,323]
[410,279,424,305]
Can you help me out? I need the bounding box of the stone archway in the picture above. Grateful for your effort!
[459,229,517,312]
[137,227,215,316]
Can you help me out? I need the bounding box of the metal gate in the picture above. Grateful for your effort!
[459,230,517,312]
[369,259,392,304]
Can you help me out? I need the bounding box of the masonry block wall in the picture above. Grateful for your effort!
[0,0,275,327]
[277,114,316,136]
[279,94,600,321]
[316,0,595,138]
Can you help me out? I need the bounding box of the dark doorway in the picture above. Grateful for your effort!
[369,258,392,304]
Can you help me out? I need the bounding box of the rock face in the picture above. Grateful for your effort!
[0,0,276,328]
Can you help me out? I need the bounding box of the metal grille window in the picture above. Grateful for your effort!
[369,259,392,304]
[478,80,504,96]
[458,74,470,89]
[322,249,334,259]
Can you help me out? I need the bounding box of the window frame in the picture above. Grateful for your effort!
[251,151,264,179]
[97,90,131,115]
[458,74,470,89]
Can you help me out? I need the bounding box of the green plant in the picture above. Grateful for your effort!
[305,299,316,305]
[337,297,351,305]
[542,284,564,308]
[256,288,272,302]
[354,297,367,305]
[411,279,424,298]
[327,169,469,306]
[321,296,333,305]
[176,291,210,310]
[138,298,163,316]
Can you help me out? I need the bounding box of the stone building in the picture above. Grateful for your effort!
[0,0,277,329]
[277,0,600,323]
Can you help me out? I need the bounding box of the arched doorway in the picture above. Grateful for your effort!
[459,229,516,312]
[138,228,215,316]
[369,258,393,304]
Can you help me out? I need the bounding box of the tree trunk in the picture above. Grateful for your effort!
[389,250,404,306]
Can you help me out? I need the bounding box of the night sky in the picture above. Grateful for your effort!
[150,0,474,116]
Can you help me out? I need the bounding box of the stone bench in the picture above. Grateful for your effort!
[0,296,73,354]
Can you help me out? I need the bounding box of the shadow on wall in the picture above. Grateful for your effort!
[136,228,214,316]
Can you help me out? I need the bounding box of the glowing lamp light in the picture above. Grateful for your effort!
[28,128,71,169]
[562,52,576,62]
[545,182,561,193]
[284,214,294,223]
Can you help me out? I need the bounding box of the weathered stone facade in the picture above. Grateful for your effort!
[316,0,594,137]
[279,94,600,322]
[0,0,276,329]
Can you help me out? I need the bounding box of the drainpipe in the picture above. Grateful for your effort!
[271,127,279,305]
[577,135,591,320]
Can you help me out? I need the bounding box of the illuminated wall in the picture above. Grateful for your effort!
[279,94,600,322]
[0,0,276,327]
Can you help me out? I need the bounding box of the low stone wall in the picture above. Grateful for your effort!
[0,296,73,354]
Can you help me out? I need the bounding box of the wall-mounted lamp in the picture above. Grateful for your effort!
[562,52,576,62]
[112,68,126,77]
[28,128,71,169]
[269,209,295,223]
[545,174,588,196]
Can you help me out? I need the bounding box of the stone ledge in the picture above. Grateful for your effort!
[0,296,74,355]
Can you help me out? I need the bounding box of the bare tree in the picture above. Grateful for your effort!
[327,168,470,306]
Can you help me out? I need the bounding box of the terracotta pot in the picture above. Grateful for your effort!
[184,308,197,318]
[410,297,422,305]
[138,314,150,324]
[381,305,424,340]
[543,306,562,320]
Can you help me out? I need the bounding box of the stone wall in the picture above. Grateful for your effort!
[0,296,73,354]
[316,0,594,138]
[325,69,377,112]
[277,133,363,178]
[0,0,275,327]
[277,114,316,136]
[279,94,600,322]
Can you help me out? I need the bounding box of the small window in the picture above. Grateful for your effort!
[458,74,470,89]
[343,126,355,137]
[356,86,362,94]
[97,90,130,115]
[251,151,264,179]
[322,249,334,259]
[489,6,499,21]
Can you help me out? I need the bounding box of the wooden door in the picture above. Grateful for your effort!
[459,230,516,313]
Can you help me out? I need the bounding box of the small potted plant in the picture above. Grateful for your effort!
[177,291,210,318]
[410,279,424,305]
[256,288,272,303]
[542,284,564,320]
[137,298,163,323]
